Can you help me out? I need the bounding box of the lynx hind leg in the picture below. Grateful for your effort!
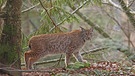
[24,51,31,69]
[73,51,87,63]
[25,51,39,69]
[65,53,72,67]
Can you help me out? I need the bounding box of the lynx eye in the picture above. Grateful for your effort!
[87,31,90,35]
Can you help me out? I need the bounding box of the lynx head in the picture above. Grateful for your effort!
[80,27,93,41]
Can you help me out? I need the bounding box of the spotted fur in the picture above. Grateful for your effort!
[25,27,93,69]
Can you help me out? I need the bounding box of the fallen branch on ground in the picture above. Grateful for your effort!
[21,47,108,66]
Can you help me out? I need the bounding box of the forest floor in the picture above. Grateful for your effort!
[0,61,135,76]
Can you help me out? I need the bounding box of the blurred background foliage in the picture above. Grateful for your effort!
[0,0,134,67]
[1,0,135,75]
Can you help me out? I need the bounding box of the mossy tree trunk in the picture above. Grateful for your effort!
[0,0,22,71]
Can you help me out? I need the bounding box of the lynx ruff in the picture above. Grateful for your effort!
[25,27,93,69]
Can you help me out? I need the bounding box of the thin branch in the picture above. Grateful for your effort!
[55,54,63,66]
[21,3,40,13]
[103,9,135,48]
[49,0,90,32]
[118,0,135,29]
[108,0,135,14]
[29,19,38,31]
[81,47,108,55]
[21,47,107,66]
[38,0,61,32]
[128,0,135,8]
[109,0,121,9]
[21,58,64,66]
[68,5,112,39]
[0,68,52,73]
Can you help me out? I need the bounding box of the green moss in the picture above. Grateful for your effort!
[0,24,19,65]
[0,44,18,65]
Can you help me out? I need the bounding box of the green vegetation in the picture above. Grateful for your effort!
[0,0,135,75]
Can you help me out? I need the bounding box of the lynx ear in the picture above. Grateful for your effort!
[80,26,85,31]
[90,28,93,32]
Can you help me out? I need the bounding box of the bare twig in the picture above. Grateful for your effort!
[29,19,38,31]
[107,0,135,14]
[0,68,52,74]
[109,0,121,8]
[21,58,65,66]
[81,47,108,55]
[39,0,61,31]
[128,0,135,8]
[49,0,90,32]
[127,21,131,51]
[103,9,135,48]
[22,3,40,13]
[21,47,107,66]
[55,54,63,67]
[8,69,51,72]
[118,0,135,29]
[69,5,112,39]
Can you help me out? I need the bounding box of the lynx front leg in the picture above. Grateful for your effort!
[73,51,87,63]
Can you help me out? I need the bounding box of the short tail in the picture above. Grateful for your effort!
[29,44,31,49]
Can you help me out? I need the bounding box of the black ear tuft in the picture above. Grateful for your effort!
[80,26,85,31]
[90,28,93,32]
[29,44,31,49]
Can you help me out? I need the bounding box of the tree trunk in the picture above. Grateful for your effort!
[0,0,22,75]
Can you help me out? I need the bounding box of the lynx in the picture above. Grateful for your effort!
[24,27,93,69]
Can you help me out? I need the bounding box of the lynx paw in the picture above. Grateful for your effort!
[82,60,88,63]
